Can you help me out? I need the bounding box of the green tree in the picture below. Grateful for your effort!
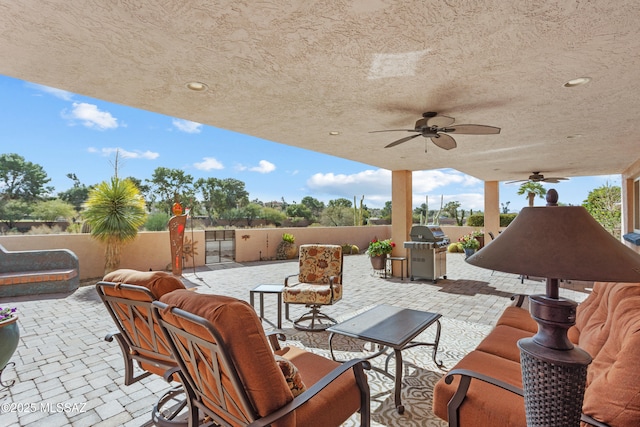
[243,202,263,226]
[517,182,547,207]
[146,167,195,215]
[286,203,312,221]
[300,196,325,222]
[380,201,392,222]
[0,153,53,201]
[194,177,249,219]
[58,173,91,214]
[262,206,286,226]
[320,205,353,226]
[327,198,352,208]
[31,199,76,226]
[83,177,147,274]
[443,201,466,226]
[0,199,33,231]
[582,183,621,238]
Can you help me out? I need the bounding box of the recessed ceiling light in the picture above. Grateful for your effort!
[563,77,591,88]
[185,81,208,91]
[329,131,340,135]
[566,134,583,139]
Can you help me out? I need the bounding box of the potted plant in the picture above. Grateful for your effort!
[459,234,480,258]
[0,306,19,387]
[276,233,298,260]
[366,238,395,270]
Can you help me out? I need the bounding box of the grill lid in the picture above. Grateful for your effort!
[410,225,446,242]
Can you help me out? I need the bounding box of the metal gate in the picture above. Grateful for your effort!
[204,230,235,264]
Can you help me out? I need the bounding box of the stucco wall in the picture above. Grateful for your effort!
[0,231,206,280]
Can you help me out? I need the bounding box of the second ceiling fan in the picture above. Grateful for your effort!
[370,112,501,151]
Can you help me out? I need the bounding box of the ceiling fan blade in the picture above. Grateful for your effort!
[369,129,417,133]
[427,115,455,127]
[505,179,527,184]
[384,133,421,148]
[542,177,569,183]
[431,133,457,150]
[445,124,501,135]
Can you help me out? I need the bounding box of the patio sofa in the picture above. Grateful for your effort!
[0,243,79,297]
[433,282,640,427]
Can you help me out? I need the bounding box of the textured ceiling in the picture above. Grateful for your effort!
[1,0,640,182]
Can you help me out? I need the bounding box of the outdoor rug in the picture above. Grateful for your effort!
[278,309,493,427]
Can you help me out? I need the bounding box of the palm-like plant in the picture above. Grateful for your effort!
[517,182,547,207]
[83,177,147,274]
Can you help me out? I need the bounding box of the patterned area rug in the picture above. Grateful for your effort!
[279,309,492,427]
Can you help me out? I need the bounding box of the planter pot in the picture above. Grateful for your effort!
[370,254,387,270]
[0,316,19,371]
[463,248,477,259]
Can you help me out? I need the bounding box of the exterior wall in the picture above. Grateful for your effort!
[0,224,491,280]
[234,225,392,262]
[0,231,206,280]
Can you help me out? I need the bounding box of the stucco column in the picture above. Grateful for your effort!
[484,181,500,240]
[391,170,412,276]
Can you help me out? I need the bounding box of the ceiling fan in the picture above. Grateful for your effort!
[370,112,501,151]
[506,172,569,184]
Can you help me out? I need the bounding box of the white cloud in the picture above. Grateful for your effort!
[172,119,202,134]
[194,157,224,171]
[63,102,119,130]
[88,147,159,159]
[307,168,484,209]
[27,83,74,101]
[250,160,276,173]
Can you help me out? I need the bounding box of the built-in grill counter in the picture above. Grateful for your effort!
[403,225,449,283]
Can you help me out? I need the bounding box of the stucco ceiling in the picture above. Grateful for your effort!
[1,0,640,182]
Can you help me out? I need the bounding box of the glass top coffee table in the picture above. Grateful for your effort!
[327,304,443,414]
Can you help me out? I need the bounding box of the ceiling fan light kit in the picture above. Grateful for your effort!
[370,112,500,152]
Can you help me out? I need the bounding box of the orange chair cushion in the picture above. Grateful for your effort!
[103,269,185,299]
[582,295,640,427]
[159,290,294,425]
[433,350,526,427]
[275,345,364,427]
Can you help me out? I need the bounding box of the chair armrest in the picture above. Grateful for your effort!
[247,358,370,427]
[162,366,181,383]
[510,294,529,308]
[266,331,286,351]
[328,273,343,303]
[445,369,609,427]
[284,274,298,287]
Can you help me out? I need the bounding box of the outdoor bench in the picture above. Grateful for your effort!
[433,282,640,427]
[0,243,79,297]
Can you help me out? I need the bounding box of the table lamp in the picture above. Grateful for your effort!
[466,189,640,427]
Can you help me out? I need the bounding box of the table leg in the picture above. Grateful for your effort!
[394,348,404,414]
[259,293,264,320]
[432,319,443,368]
[276,293,282,329]
[250,291,254,310]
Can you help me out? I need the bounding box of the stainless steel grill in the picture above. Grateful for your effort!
[403,225,449,283]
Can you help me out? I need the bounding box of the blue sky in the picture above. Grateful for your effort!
[1,75,619,213]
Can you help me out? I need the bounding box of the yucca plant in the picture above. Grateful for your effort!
[83,177,147,274]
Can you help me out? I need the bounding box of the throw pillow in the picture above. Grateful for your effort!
[274,355,307,397]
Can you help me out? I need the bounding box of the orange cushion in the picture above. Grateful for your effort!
[433,350,526,427]
[495,306,538,333]
[475,325,533,362]
[103,269,185,299]
[159,290,294,426]
[275,345,363,427]
[582,296,640,427]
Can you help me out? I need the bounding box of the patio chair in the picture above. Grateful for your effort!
[152,289,371,427]
[283,244,343,331]
[96,269,188,426]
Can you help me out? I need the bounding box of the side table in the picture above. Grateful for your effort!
[384,256,408,280]
[249,284,290,329]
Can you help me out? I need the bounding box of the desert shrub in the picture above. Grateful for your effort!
[467,214,484,227]
[500,213,518,227]
[448,243,463,253]
[145,212,170,231]
[341,243,360,255]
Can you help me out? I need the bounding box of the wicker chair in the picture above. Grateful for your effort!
[152,290,370,427]
[282,244,343,331]
[96,269,188,426]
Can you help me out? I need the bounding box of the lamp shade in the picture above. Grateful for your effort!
[467,201,640,283]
